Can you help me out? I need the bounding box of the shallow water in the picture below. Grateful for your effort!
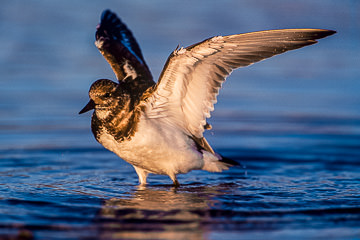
[1,1,360,239]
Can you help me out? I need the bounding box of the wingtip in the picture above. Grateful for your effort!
[279,28,336,41]
[100,9,114,22]
[96,9,122,42]
[328,29,337,36]
[318,29,337,38]
[286,28,336,39]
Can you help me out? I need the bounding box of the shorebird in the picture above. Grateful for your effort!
[79,9,335,186]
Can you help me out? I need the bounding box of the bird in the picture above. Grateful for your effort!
[79,9,335,186]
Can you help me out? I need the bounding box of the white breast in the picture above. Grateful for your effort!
[97,114,204,176]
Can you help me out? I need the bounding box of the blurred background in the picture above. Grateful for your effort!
[0,1,359,239]
[0,0,358,150]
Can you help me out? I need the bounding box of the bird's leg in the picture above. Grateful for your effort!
[173,179,180,187]
[133,166,148,186]
[169,174,180,187]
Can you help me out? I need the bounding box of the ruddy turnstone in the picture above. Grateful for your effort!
[80,9,335,186]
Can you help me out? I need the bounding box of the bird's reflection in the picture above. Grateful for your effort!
[97,184,232,239]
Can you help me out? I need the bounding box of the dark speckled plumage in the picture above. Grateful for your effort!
[95,10,154,94]
[87,80,141,142]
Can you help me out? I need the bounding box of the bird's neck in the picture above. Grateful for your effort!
[92,100,141,142]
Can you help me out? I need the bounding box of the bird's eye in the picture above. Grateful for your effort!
[104,93,111,98]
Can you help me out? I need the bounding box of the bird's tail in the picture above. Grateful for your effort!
[202,151,239,172]
[219,155,240,167]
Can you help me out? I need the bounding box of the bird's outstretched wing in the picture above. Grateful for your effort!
[146,29,335,140]
[95,10,154,92]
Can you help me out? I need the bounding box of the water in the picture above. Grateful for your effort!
[1,1,360,239]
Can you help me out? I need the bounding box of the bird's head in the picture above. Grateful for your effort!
[79,79,119,115]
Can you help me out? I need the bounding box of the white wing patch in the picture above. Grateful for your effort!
[94,38,105,49]
[123,60,138,80]
[210,36,224,42]
[175,47,187,55]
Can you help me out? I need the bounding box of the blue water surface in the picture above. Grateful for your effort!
[0,1,359,239]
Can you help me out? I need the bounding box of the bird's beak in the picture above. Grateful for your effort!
[79,99,96,114]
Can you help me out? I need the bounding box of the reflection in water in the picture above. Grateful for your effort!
[97,185,227,240]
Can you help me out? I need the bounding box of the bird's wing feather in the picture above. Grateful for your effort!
[95,10,154,91]
[145,29,335,138]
